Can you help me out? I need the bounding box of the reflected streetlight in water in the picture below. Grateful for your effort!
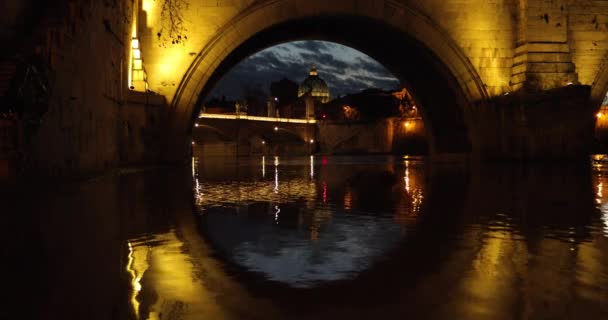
[404,159,411,193]
[274,156,279,194]
[310,155,314,178]
[596,181,608,237]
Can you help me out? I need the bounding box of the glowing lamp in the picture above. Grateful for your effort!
[133,49,141,59]
[310,139,314,144]
[262,141,266,145]
[597,112,604,119]
[274,126,278,131]
[131,38,139,49]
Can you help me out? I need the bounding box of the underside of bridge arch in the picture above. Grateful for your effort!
[166,2,489,162]
[196,17,473,155]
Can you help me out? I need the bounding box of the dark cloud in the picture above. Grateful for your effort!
[352,57,394,77]
[288,41,335,53]
[208,41,399,100]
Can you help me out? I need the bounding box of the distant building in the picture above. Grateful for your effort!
[297,67,330,103]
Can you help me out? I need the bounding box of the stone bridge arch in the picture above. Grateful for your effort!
[165,0,490,161]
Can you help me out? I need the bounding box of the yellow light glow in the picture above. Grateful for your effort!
[133,70,144,81]
[198,113,317,124]
[598,113,604,119]
[126,242,143,319]
[404,121,411,128]
[142,0,154,11]
[133,49,141,59]
[133,59,142,70]
[131,38,139,49]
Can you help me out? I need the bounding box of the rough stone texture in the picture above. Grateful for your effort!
[478,85,594,160]
[120,92,166,165]
[5,0,608,176]
[0,0,169,176]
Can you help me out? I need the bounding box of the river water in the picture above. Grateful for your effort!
[3,154,608,319]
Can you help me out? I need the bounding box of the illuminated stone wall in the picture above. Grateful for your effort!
[411,0,516,96]
[8,0,167,175]
[8,0,608,175]
[569,1,608,103]
[136,0,608,103]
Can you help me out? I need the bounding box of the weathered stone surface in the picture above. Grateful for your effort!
[475,85,594,161]
[4,0,608,176]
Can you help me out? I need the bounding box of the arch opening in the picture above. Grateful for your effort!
[171,9,487,160]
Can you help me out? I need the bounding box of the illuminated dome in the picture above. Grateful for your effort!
[298,67,330,103]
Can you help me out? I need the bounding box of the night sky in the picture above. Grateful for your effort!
[208,40,401,100]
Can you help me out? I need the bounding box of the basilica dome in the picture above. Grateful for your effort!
[298,67,330,103]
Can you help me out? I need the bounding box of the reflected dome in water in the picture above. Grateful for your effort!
[201,205,404,287]
[193,156,421,288]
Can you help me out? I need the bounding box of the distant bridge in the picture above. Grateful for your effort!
[195,113,425,156]
[194,113,317,156]
[198,113,317,125]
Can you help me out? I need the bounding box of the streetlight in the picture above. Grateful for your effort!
[309,139,314,144]
[274,126,278,131]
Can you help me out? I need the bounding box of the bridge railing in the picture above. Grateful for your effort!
[199,113,317,124]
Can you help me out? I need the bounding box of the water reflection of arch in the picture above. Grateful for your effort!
[194,161,608,318]
[193,157,452,291]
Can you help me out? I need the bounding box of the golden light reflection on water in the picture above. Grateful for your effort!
[343,190,352,210]
[116,154,608,318]
[310,155,314,178]
[595,178,608,237]
[126,242,147,319]
[126,230,231,320]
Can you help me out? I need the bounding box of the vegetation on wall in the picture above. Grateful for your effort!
[155,0,189,46]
